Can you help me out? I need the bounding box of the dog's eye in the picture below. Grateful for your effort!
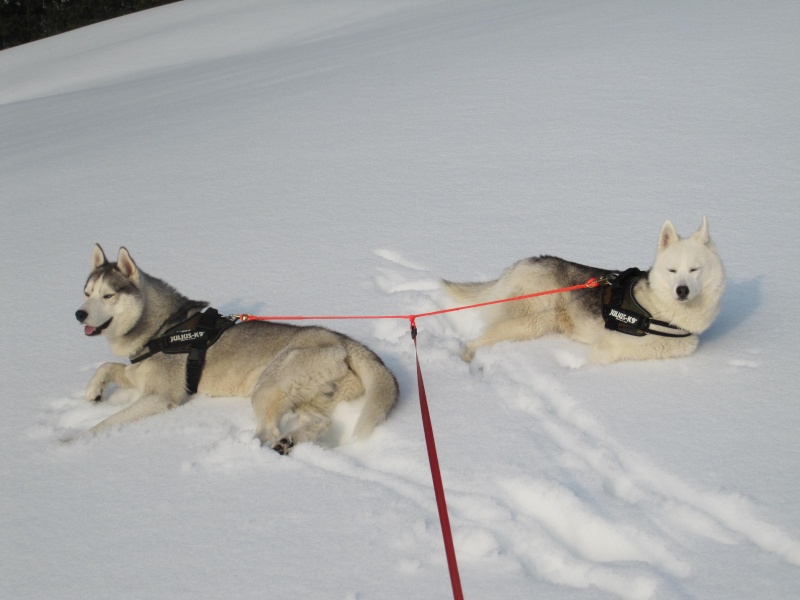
[668,269,677,273]
[84,291,90,298]
[103,293,116,300]
[690,268,699,273]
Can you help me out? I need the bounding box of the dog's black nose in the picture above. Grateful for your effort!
[75,310,88,323]
[676,285,689,300]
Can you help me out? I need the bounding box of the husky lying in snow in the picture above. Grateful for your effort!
[442,217,725,363]
[75,245,398,453]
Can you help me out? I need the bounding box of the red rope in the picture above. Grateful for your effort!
[235,278,599,324]
[411,318,464,600]
[233,277,600,600]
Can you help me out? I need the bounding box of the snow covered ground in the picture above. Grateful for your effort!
[2,0,799,598]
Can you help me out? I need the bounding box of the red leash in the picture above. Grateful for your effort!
[234,278,599,324]
[234,277,600,600]
[410,317,464,599]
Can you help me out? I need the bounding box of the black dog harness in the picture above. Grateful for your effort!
[130,308,237,394]
[600,268,691,338]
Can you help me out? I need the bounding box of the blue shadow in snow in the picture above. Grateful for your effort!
[701,276,762,342]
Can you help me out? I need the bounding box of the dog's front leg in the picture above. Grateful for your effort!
[85,362,134,402]
[88,392,184,433]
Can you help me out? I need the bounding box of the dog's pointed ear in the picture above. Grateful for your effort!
[116,247,139,282]
[92,244,108,269]
[658,220,679,251]
[693,215,711,245]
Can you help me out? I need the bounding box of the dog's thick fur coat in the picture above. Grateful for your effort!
[76,245,398,453]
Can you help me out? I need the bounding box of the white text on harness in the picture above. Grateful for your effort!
[169,331,206,344]
[609,308,638,325]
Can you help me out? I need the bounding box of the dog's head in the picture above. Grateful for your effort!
[649,216,725,306]
[75,244,144,341]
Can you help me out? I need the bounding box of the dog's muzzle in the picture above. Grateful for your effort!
[76,310,112,336]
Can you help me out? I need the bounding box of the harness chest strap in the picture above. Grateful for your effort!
[600,268,691,338]
[129,308,237,394]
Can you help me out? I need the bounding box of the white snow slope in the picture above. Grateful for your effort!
[2,1,799,598]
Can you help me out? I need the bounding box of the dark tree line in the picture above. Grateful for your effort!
[1,0,181,49]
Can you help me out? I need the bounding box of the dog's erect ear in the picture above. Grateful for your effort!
[92,244,108,269]
[116,247,139,282]
[693,215,711,245]
[658,220,679,251]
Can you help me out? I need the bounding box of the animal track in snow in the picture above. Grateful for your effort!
[728,358,760,368]
[373,248,428,271]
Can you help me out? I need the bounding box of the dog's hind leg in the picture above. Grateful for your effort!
[279,367,368,450]
[253,392,333,455]
[281,404,333,449]
[251,345,350,454]
[462,315,543,361]
[252,384,295,452]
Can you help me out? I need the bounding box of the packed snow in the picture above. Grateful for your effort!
[1,0,799,598]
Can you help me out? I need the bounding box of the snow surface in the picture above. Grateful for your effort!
[2,0,799,598]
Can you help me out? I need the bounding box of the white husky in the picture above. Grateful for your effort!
[76,245,398,453]
[442,217,725,363]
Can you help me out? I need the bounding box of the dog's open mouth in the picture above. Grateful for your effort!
[84,318,112,336]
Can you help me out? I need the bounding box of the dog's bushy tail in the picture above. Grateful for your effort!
[347,344,399,439]
[440,278,497,304]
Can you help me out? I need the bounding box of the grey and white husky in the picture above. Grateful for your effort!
[442,217,725,363]
[75,245,398,453]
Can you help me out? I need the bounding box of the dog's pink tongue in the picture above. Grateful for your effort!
[84,325,96,336]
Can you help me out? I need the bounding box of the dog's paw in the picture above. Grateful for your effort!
[271,437,295,455]
[84,378,105,403]
[84,362,120,402]
[459,344,476,363]
[554,350,586,369]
